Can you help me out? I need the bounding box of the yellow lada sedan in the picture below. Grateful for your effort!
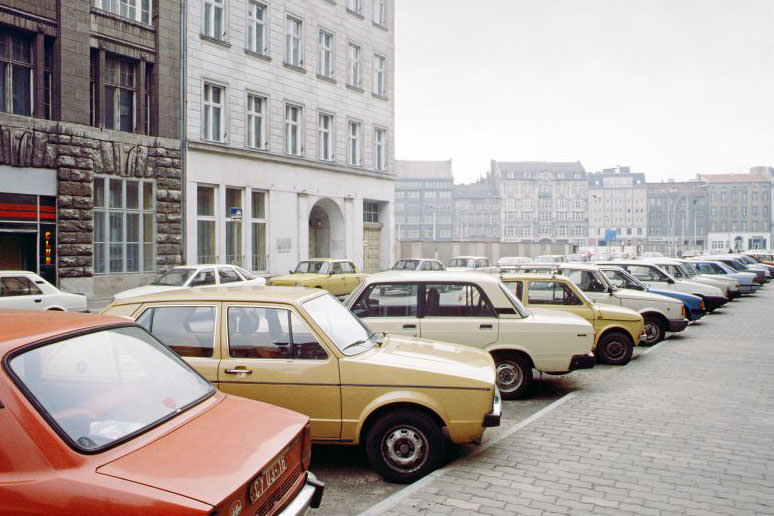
[269,259,367,296]
[102,286,500,484]
[501,273,645,366]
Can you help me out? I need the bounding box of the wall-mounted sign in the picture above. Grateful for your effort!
[229,207,243,220]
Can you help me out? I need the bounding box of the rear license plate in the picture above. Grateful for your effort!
[249,453,288,505]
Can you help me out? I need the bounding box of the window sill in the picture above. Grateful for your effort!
[283,62,306,74]
[372,21,388,31]
[91,7,154,30]
[245,49,271,61]
[346,8,365,19]
[372,92,389,101]
[317,74,336,84]
[346,84,364,93]
[200,33,231,48]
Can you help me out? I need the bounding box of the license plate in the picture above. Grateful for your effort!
[249,452,288,505]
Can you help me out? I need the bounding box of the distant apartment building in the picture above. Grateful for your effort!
[453,177,500,241]
[492,161,588,246]
[394,160,454,240]
[0,0,182,297]
[185,0,395,274]
[646,181,709,254]
[588,166,647,247]
[699,172,771,251]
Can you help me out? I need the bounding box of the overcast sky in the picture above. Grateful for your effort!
[394,0,774,184]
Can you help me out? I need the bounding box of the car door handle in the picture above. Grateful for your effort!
[34,299,42,303]
[224,368,253,375]
[403,324,417,329]
[480,324,493,329]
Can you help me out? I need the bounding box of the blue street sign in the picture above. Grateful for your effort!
[229,207,243,218]
[604,229,617,243]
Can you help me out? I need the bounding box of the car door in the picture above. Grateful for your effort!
[218,303,342,439]
[419,282,499,347]
[350,282,421,337]
[326,262,345,295]
[0,276,46,310]
[341,262,360,293]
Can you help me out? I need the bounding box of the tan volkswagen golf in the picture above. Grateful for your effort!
[102,286,501,483]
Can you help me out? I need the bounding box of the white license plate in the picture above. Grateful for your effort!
[249,453,288,505]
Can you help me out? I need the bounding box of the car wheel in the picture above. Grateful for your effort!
[365,409,445,484]
[641,317,665,345]
[493,353,533,399]
[596,332,633,365]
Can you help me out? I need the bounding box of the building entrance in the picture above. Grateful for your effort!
[0,193,57,284]
[0,232,36,270]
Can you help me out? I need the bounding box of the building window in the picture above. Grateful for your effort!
[285,16,303,67]
[347,120,362,166]
[246,94,266,149]
[94,177,155,274]
[364,201,379,223]
[94,0,152,24]
[373,54,387,96]
[318,29,334,78]
[225,187,243,266]
[203,83,225,142]
[0,30,33,116]
[347,42,361,88]
[285,103,302,155]
[104,56,136,132]
[346,0,362,15]
[203,0,225,40]
[374,127,386,171]
[247,1,268,54]
[251,191,267,272]
[318,112,334,161]
[197,185,217,263]
[374,0,386,25]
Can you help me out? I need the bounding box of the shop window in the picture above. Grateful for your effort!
[0,30,33,116]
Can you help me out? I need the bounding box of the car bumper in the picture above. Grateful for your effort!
[569,352,596,371]
[483,388,502,428]
[738,284,756,294]
[279,472,325,515]
[668,319,689,332]
[703,296,728,311]
[687,308,706,321]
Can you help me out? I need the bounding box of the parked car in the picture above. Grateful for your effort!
[113,264,266,300]
[702,256,768,285]
[640,251,664,258]
[640,258,735,298]
[446,256,498,273]
[496,256,533,272]
[598,266,706,322]
[520,263,687,344]
[103,287,501,483]
[345,271,595,399]
[744,250,774,265]
[734,254,774,276]
[269,259,367,296]
[534,254,567,263]
[686,259,759,294]
[0,310,324,515]
[563,253,589,263]
[0,271,87,312]
[500,273,644,365]
[391,258,445,271]
[672,259,742,298]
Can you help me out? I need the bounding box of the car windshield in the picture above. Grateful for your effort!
[723,260,745,271]
[448,258,475,267]
[295,261,328,273]
[602,269,645,290]
[304,293,379,355]
[681,263,699,277]
[151,268,196,286]
[8,326,213,452]
[662,264,686,279]
[392,260,420,270]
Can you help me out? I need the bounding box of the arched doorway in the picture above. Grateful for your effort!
[308,198,345,258]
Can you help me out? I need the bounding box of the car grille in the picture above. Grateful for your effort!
[254,465,305,516]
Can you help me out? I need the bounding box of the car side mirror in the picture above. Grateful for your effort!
[667,278,675,284]
[289,269,294,274]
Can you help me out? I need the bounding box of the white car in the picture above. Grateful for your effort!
[496,256,533,272]
[0,271,88,312]
[446,256,498,273]
[391,258,445,271]
[642,258,738,298]
[113,264,266,300]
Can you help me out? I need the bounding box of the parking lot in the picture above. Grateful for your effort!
[312,286,774,515]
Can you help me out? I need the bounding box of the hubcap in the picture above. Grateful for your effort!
[643,322,659,343]
[496,361,523,392]
[382,425,427,472]
[605,339,626,360]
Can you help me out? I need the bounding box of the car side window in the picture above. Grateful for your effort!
[139,306,216,357]
[218,268,241,284]
[235,267,256,280]
[566,270,606,292]
[420,262,432,271]
[423,283,496,317]
[340,262,355,274]
[527,281,582,306]
[503,281,524,300]
[626,265,666,282]
[189,269,216,287]
[0,277,42,297]
[331,262,342,274]
[352,284,419,317]
[432,261,443,271]
[227,307,326,360]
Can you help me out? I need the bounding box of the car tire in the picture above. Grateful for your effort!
[596,332,634,365]
[365,409,445,484]
[493,353,533,399]
[641,317,665,345]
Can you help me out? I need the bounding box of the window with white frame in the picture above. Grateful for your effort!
[374,127,386,171]
[373,53,387,96]
[246,94,266,149]
[285,103,302,155]
[347,42,361,88]
[251,190,268,271]
[202,82,225,142]
[346,0,362,15]
[203,0,225,40]
[225,187,243,266]
[364,201,379,223]
[374,0,386,25]
[285,16,303,67]
[347,120,362,166]
[94,0,151,24]
[318,112,334,161]
[94,176,155,274]
[247,1,268,54]
[197,185,217,263]
[318,29,334,78]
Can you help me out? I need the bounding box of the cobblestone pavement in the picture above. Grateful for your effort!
[355,287,774,516]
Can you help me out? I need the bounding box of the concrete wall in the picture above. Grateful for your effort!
[396,240,576,266]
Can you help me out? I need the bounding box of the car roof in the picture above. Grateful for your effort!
[0,270,40,275]
[108,285,324,306]
[528,262,599,271]
[449,256,487,259]
[396,258,438,262]
[0,310,129,355]
[297,258,351,263]
[500,272,572,282]
[363,270,501,284]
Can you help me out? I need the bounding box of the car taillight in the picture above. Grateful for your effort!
[699,300,705,309]
[301,422,312,470]
[681,305,686,318]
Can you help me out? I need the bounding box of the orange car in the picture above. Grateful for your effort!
[0,310,323,515]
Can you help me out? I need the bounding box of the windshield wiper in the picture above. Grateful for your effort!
[341,331,382,352]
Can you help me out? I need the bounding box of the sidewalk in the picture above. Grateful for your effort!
[364,289,774,516]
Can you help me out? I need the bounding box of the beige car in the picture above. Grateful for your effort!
[345,271,595,399]
[102,286,500,484]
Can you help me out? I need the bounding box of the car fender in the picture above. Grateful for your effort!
[353,390,450,445]
[484,343,535,365]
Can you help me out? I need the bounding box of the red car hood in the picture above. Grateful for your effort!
[97,395,308,506]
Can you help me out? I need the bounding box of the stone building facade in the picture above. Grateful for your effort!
[394,160,454,240]
[588,166,648,247]
[453,177,501,241]
[0,0,182,297]
[646,180,708,255]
